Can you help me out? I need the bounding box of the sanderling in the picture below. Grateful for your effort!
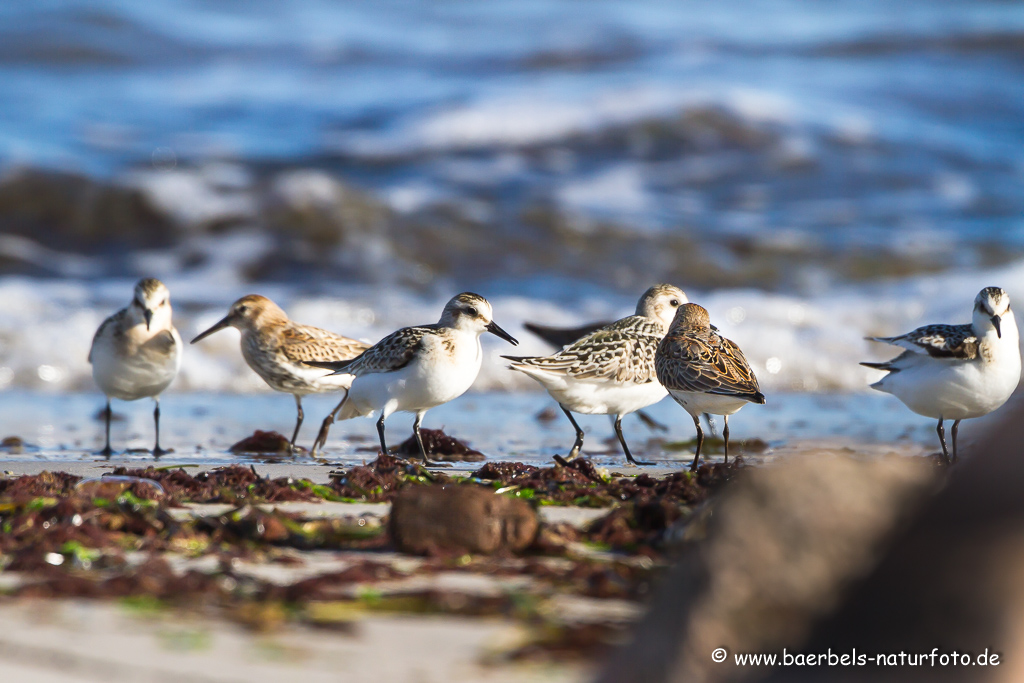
[190,295,369,449]
[523,310,721,434]
[656,303,765,471]
[504,284,687,466]
[306,292,518,463]
[89,278,183,456]
[862,286,1020,464]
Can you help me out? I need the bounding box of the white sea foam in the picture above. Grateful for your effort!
[3,257,1023,397]
[557,165,651,220]
[123,166,257,229]
[336,86,795,157]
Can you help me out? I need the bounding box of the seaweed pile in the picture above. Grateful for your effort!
[0,457,742,661]
[329,452,739,506]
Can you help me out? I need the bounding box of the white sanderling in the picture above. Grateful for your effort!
[306,292,518,462]
[656,302,765,471]
[523,317,672,433]
[504,284,687,466]
[862,286,1020,464]
[89,278,183,456]
[190,295,370,449]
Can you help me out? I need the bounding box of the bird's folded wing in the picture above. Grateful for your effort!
[87,310,125,364]
[870,323,978,360]
[313,326,429,375]
[656,333,761,396]
[509,317,662,383]
[280,324,370,364]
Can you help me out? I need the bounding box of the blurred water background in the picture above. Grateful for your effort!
[0,0,1022,454]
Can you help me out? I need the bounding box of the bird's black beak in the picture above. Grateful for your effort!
[144,309,153,331]
[191,314,233,344]
[486,321,518,346]
[992,315,1002,339]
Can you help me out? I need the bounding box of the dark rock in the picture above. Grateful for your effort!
[0,169,174,255]
[596,454,937,683]
[390,484,538,555]
[757,406,1024,683]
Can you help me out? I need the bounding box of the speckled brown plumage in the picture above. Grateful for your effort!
[191,294,368,447]
[656,304,763,401]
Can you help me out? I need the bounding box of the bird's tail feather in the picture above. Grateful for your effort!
[305,359,356,375]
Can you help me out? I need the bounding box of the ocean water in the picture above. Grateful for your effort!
[0,390,950,465]
[0,0,1021,453]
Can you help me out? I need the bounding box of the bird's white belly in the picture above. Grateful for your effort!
[92,342,180,401]
[668,390,750,417]
[878,359,1020,420]
[245,350,354,396]
[343,339,482,419]
[545,377,668,416]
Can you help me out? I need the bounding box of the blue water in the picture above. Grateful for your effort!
[0,1,1023,410]
[0,390,943,465]
[2,1,1023,250]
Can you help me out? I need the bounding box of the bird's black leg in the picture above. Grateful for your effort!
[413,413,426,462]
[290,395,304,451]
[99,398,114,457]
[723,415,730,465]
[376,412,388,456]
[689,413,704,472]
[615,415,654,466]
[561,406,585,459]
[951,419,961,464]
[936,418,950,465]
[412,411,447,467]
[152,398,169,457]
[312,395,347,455]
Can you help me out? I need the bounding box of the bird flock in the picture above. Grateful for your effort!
[89,279,1021,469]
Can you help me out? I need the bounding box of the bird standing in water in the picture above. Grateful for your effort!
[191,295,369,450]
[656,303,765,471]
[504,284,687,466]
[89,278,182,456]
[862,287,1020,464]
[307,292,518,463]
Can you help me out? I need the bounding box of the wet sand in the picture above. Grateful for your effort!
[0,599,580,683]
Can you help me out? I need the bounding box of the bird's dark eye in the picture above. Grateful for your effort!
[466,306,478,316]
[670,299,680,306]
[237,305,248,314]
